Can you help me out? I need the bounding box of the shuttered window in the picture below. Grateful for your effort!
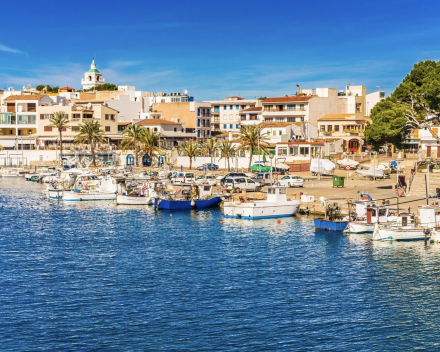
[44,126,52,132]
[40,114,44,120]
[105,126,110,132]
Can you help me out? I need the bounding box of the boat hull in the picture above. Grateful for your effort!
[60,191,116,201]
[223,201,300,220]
[314,218,349,231]
[116,194,153,205]
[345,221,374,233]
[373,226,430,241]
[154,197,222,210]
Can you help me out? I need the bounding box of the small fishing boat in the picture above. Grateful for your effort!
[155,185,222,210]
[223,186,300,219]
[52,176,116,201]
[116,181,158,205]
[314,201,348,231]
[1,169,21,177]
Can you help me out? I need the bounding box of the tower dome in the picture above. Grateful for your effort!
[81,59,105,90]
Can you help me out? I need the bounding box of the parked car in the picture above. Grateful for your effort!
[219,172,248,186]
[196,163,219,171]
[224,177,261,192]
[253,172,275,186]
[195,174,217,185]
[278,175,304,187]
[171,172,196,184]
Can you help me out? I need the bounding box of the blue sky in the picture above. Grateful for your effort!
[1,0,440,100]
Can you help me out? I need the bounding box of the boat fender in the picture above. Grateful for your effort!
[191,199,195,207]
[396,187,404,197]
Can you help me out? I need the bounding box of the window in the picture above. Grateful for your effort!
[154,128,158,132]
[279,188,287,194]
[287,104,296,110]
[207,130,210,135]
[289,147,298,155]
[229,124,233,129]
[320,125,325,131]
[279,130,282,135]
[72,126,79,131]
[230,115,233,120]
[380,92,385,98]
[105,126,110,132]
[73,114,80,119]
[229,105,233,110]
[236,124,239,129]
[223,106,226,110]
[300,147,309,155]
[197,119,201,127]
[335,125,339,132]
[197,130,200,137]
[236,105,239,110]
[44,126,52,132]
[223,124,227,129]
[181,128,184,132]
[327,125,332,132]
[214,106,220,112]
[105,114,109,120]
[278,148,287,156]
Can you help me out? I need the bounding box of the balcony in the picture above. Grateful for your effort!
[241,116,259,121]
[198,112,211,117]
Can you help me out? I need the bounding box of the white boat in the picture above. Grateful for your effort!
[356,167,385,179]
[116,181,158,205]
[53,176,117,201]
[223,185,300,219]
[337,158,359,169]
[372,223,431,241]
[310,158,335,176]
[1,169,21,177]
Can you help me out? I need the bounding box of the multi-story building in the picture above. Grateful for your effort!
[365,90,385,116]
[206,96,261,132]
[37,102,119,148]
[148,101,212,140]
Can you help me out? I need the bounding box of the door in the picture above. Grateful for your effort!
[427,146,431,157]
[437,146,440,158]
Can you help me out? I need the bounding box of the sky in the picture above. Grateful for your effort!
[1,0,440,100]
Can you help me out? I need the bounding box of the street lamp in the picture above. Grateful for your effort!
[269,153,274,184]
[426,157,432,204]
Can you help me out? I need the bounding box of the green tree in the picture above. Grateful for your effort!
[218,141,236,171]
[141,128,161,168]
[48,111,71,163]
[202,137,219,172]
[73,121,107,166]
[236,125,270,168]
[366,60,440,150]
[83,83,118,92]
[179,139,200,170]
[36,85,45,91]
[120,124,147,167]
[52,86,59,93]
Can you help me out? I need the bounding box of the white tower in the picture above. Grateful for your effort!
[81,59,106,90]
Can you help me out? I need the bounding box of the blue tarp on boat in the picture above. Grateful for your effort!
[154,197,222,210]
[314,218,349,231]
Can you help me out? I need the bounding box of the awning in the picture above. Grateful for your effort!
[0,139,15,147]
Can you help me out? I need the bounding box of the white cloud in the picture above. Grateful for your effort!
[0,44,22,54]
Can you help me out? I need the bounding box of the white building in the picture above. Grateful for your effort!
[206,96,261,132]
[81,60,106,90]
[365,90,385,116]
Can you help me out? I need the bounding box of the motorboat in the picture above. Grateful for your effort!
[1,169,21,177]
[155,184,222,210]
[223,186,300,219]
[314,200,348,231]
[50,176,116,201]
[116,181,158,205]
[310,158,335,176]
[356,167,385,179]
[372,211,431,241]
[337,158,359,169]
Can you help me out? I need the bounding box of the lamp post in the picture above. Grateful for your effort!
[269,153,274,184]
[426,157,432,205]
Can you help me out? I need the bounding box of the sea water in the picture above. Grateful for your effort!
[1,178,440,351]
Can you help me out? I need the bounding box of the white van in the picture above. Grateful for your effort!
[171,172,196,185]
[224,177,261,192]
[253,172,274,186]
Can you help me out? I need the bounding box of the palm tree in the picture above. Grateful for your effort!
[237,125,270,168]
[219,141,236,171]
[120,124,147,167]
[203,137,219,171]
[141,129,161,167]
[49,111,70,164]
[179,139,200,170]
[73,120,107,166]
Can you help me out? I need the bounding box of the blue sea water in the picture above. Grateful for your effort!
[1,178,440,351]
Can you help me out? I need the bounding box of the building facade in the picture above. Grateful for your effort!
[81,60,106,90]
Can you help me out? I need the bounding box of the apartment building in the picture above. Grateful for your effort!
[149,101,212,140]
[365,90,385,116]
[37,102,119,147]
[207,96,261,132]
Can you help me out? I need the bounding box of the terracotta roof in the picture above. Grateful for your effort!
[136,119,181,125]
[241,107,262,112]
[60,86,75,90]
[259,122,294,128]
[277,141,325,145]
[4,94,45,101]
[318,114,365,121]
[263,96,313,103]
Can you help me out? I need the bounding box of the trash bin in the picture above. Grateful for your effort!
[326,156,331,160]
[332,176,345,188]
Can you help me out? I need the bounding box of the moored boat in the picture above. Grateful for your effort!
[314,218,349,231]
[155,184,222,210]
[223,186,300,219]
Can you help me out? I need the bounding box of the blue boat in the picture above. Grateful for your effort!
[154,197,222,210]
[314,218,349,231]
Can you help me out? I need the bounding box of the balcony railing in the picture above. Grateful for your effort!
[263,107,305,112]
